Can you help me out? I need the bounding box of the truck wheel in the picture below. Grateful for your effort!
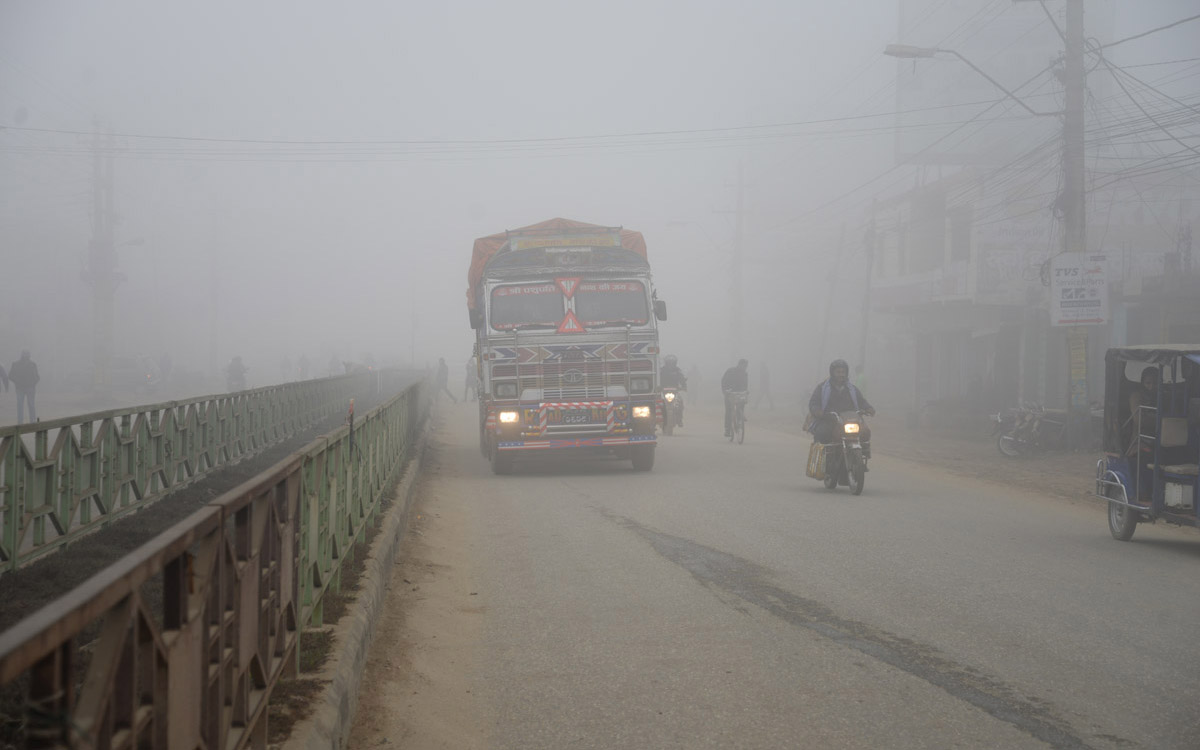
[631,445,655,471]
[491,444,514,475]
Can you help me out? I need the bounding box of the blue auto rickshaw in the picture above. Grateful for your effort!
[1095,345,1200,540]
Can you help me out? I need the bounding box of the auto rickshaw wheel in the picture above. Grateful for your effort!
[1107,489,1138,541]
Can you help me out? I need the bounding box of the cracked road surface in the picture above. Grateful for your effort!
[349,404,1200,749]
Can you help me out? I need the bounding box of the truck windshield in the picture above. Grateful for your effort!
[575,281,648,327]
[490,283,563,330]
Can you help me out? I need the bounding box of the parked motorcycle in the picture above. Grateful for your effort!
[662,387,684,435]
[810,411,868,495]
[994,402,1066,458]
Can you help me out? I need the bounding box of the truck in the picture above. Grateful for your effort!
[467,217,668,474]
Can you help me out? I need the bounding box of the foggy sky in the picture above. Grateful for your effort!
[2,0,1196,396]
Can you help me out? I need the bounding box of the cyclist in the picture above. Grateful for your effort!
[721,358,749,437]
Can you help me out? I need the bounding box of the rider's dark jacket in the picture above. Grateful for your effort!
[808,379,872,422]
[661,364,687,389]
[721,366,748,392]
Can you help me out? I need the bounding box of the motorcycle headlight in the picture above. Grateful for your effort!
[843,423,860,434]
[663,391,676,402]
[632,405,652,419]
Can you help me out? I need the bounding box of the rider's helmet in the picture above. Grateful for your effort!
[665,354,678,367]
[737,358,748,368]
[829,359,849,376]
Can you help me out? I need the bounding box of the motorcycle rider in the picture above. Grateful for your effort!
[808,359,875,452]
[226,356,249,391]
[660,354,687,427]
[721,358,749,437]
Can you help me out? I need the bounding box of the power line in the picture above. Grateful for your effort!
[1099,56,1200,157]
[1097,12,1200,51]
[1123,56,1200,70]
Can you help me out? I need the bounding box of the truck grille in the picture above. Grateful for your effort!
[493,360,652,400]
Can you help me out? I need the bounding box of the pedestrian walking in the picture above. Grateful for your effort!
[464,356,479,401]
[436,358,458,403]
[10,350,39,424]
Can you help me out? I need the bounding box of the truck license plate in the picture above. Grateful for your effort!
[563,410,590,424]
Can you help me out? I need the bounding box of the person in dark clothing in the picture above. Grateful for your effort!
[660,354,687,427]
[721,358,749,437]
[808,359,874,445]
[10,350,39,424]
[436,358,457,403]
[464,356,479,401]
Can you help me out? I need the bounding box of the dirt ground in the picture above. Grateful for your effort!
[345,437,489,750]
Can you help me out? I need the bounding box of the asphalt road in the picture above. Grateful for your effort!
[354,402,1200,750]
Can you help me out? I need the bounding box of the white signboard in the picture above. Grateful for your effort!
[1051,253,1108,326]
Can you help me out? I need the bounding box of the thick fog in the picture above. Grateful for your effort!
[2,1,1196,419]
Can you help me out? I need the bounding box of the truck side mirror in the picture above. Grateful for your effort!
[469,308,484,330]
[654,300,668,321]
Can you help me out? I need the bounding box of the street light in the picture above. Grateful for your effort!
[885,13,1093,446]
[883,44,1060,117]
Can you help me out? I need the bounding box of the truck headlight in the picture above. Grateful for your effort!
[632,405,652,419]
[495,382,518,398]
[663,391,676,402]
[843,423,860,434]
[498,410,520,424]
[630,376,652,394]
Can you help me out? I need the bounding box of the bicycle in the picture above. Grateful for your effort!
[727,391,747,444]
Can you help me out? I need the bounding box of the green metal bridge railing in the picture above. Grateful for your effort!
[0,373,380,576]
[0,378,430,749]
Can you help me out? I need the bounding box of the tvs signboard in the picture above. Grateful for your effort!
[1051,253,1108,326]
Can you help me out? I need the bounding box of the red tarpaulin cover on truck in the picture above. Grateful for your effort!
[467,217,647,309]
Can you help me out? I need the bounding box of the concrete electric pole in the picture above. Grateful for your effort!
[731,162,745,363]
[83,126,119,393]
[1062,0,1090,448]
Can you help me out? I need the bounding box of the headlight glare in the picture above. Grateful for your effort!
[632,405,652,419]
[498,410,519,424]
[843,423,860,434]
[663,391,676,402]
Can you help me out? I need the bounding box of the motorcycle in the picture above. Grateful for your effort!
[811,411,868,495]
[226,370,248,393]
[662,387,684,435]
[995,402,1066,458]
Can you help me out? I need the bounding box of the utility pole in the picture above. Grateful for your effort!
[83,125,119,393]
[1062,0,1085,259]
[731,161,745,363]
[1063,0,1089,448]
[858,203,878,375]
[208,243,219,384]
[818,224,846,377]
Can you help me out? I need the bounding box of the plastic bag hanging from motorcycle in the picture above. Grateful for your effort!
[806,443,827,480]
